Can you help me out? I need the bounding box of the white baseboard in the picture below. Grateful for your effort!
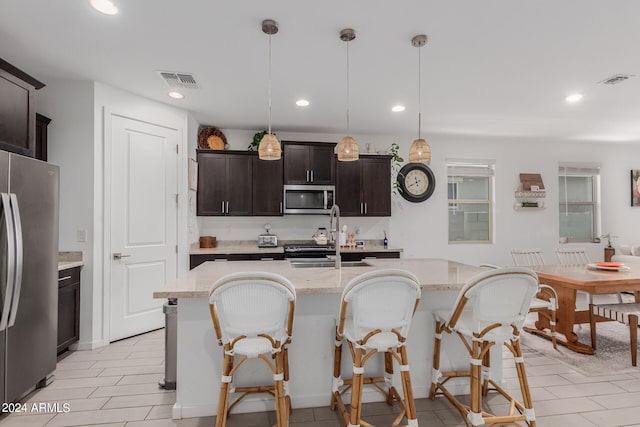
[71,339,109,351]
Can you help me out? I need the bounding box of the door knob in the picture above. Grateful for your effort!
[113,253,131,260]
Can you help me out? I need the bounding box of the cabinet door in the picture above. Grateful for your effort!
[336,159,362,216]
[253,156,283,216]
[58,267,80,354]
[283,144,309,184]
[226,155,253,215]
[197,152,227,215]
[361,157,391,216]
[35,113,51,162]
[308,145,335,184]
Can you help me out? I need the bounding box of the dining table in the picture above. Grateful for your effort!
[528,263,640,354]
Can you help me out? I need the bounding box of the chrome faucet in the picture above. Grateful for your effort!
[329,204,341,269]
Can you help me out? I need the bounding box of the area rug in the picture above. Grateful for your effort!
[520,318,640,376]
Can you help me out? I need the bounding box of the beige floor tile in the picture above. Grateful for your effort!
[0,414,55,426]
[55,361,96,371]
[48,376,122,389]
[581,407,640,427]
[12,397,109,414]
[102,392,175,409]
[98,365,164,377]
[92,358,164,369]
[525,363,577,376]
[611,378,640,392]
[546,381,627,399]
[589,391,640,409]
[559,372,634,384]
[90,383,171,398]
[535,413,598,426]
[116,373,163,385]
[146,405,174,420]
[25,387,97,402]
[45,406,151,427]
[505,373,571,388]
[55,368,105,379]
[62,352,131,362]
[533,397,605,416]
[126,420,179,427]
[127,351,166,360]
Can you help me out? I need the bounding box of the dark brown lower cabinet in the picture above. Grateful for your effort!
[190,253,285,269]
[58,267,81,354]
[340,251,401,262]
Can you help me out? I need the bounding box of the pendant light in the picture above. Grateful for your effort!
[409,34,431,163]
[337,28,359,162]
[258,19,281,161]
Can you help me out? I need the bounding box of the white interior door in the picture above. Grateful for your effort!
[110,114,178,341]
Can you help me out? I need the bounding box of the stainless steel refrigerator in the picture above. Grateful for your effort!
[0,150,58,403]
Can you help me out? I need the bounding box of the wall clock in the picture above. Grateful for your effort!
[397,163,436,203]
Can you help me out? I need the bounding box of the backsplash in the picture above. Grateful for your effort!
[197,215,391,243]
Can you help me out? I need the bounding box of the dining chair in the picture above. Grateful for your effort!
[330,269,422,427]
[590,302,640,366]
[208,272,296,427]
[509,250,558,349]
[429,267,539,426]
[555,247,624,304]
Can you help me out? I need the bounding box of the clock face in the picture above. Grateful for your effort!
[397,163,436,202]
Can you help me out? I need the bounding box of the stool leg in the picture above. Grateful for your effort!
[630,315,638,367]
[274,350,288,427]
[283,346,292,414]
[215,352,234,427]
[429,320,442,400]
[349,346,365,427]
[481,342,490,397]
[398,345,418,426]
[512,338,536,427]
[549,304,557,350]
[330,328,343,410]
[384,351,394,405]
[469,339,483,427]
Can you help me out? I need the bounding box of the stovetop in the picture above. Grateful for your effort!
[283,243,335,252]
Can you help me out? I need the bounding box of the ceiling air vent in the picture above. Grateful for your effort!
[599,74,634,85]
[158,71,199,89]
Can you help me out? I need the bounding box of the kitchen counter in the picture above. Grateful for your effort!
[58,251,83,271]
[188,240,402,255]
[156,258,502,419]
[155,258,478,299]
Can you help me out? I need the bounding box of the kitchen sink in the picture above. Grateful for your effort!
[289,259,371,269]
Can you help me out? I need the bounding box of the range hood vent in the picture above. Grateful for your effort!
[158,71,199,89]
[599,74,634,85]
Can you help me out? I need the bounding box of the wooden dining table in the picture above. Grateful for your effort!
[528,264,640,354]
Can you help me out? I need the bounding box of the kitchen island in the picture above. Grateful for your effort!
[154,258,498,419]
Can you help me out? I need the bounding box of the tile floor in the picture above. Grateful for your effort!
[2,328,640,426]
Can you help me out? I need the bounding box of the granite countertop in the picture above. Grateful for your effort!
[190,240,403,255]
[154,258,483,299]
[58,251,83,271]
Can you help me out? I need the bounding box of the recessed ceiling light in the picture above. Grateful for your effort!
[392,105,405,112]
[168,91,184,99]
[90,0,118,15]
[565,93,583,103]
[296,99,310,107]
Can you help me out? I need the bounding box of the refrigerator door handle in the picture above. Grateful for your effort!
[0,193,16,332]
[8,193,23,327]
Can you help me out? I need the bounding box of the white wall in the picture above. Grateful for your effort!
[37,78,96,348]
[197,128,640,266]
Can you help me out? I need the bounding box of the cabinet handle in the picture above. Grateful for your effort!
[311,170,314,182]
[221,201,225,214]
[225,201,229,214]
[365,202,367,215]
[58,275,72,282]
[260,258,274,261]
[306,170,310,182]
[280,202,283,214]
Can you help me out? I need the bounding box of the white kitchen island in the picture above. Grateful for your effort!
[154,258,501,419]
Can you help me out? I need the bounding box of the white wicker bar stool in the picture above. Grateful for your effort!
[208,272,296,427]
[429,267,539,427]
[330,269,422,427]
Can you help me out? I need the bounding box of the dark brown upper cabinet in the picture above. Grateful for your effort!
[0,59,45,158]
[197,150,252,216]
[252,155,283,216]
[336,155,392,217]
[283,141,336,185]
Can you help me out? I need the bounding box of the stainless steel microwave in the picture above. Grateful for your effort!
[283,185,335,214]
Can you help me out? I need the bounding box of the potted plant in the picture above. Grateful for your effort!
[249,131,274,151]
[601,232,618,262]
[386,142,404,195]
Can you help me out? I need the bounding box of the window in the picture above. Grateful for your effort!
[558,164,600,242]
[447,160,494,243]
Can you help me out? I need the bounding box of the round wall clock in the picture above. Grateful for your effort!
[397,163,436,203]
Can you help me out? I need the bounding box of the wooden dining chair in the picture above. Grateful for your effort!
[590,302,640,366]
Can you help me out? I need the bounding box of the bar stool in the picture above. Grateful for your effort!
[330,269,422,427]
[208,272,296,427]
[429,267,539,427]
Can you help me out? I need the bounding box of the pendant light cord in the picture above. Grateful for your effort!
[346,39,350,133]
[417,43,422,140]
[267,33,273,135]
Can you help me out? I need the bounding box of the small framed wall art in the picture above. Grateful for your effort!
[632,170,640,207]
[189,158,198,191]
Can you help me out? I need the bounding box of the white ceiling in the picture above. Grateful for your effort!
[2,1,640,143]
